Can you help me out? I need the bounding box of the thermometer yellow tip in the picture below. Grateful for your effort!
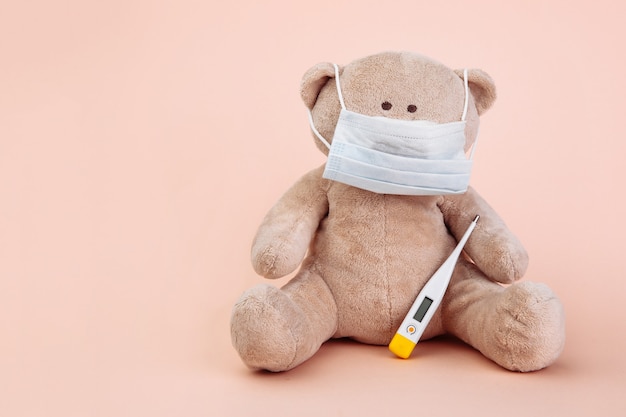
[389,333,417,359]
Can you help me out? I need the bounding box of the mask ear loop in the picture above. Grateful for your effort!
[468,128,479,160]
[333,63,346,110]
[306,63,344,150]
[461,68,469,122]
[461,69,479,161]
[307,110,331,149]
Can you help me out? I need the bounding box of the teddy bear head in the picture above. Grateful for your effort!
[300,51,497,155]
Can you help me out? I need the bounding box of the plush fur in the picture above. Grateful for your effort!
[231,51,565,372]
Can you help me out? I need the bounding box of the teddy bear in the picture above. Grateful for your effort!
[230,51,565,372]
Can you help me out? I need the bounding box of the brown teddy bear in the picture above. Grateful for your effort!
[230,51,565,372]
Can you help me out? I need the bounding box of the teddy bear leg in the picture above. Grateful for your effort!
[441,260,565,372]
[230,267,338,372]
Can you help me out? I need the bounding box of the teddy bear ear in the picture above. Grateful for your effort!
[454,68,497,115]
[300,62,337,110]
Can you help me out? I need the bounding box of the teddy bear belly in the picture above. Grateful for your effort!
[311,196,456,344]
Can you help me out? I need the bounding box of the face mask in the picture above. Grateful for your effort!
[307,64,477,196]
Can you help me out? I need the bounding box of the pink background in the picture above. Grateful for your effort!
[1,0,625,415]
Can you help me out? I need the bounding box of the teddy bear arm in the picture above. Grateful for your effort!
[439,187,529,283]
[251,166,329,279]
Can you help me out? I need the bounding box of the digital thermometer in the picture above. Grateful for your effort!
[389,215,480,359]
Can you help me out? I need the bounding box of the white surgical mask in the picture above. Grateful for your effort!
[307,64,477,195]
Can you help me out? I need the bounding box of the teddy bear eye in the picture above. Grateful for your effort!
[407,104,417,113]
[381,101,392,110]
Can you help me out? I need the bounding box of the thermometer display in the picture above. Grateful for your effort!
[413,297,433,322]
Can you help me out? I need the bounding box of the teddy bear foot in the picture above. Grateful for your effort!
[484,281,566,372]
[231,283,318,372]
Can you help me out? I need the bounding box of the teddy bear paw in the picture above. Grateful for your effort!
[488,281,565,372]
[230,284,302,372]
